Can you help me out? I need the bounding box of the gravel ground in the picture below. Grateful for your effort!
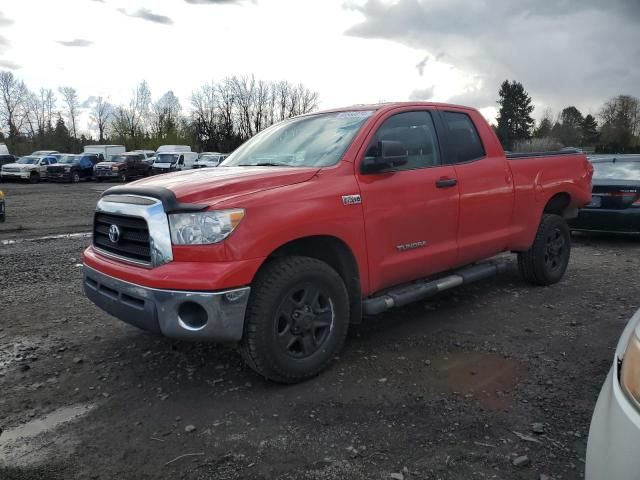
[0,181,638,480]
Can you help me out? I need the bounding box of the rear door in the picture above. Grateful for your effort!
[438,108,515,265]
[355,108,460,293]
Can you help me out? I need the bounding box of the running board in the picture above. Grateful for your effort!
[362,259,512,315]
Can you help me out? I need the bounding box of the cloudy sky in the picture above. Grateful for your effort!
[0,0,638,133]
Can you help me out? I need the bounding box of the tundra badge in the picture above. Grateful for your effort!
[342,194,362,206]
[396,241,427,252]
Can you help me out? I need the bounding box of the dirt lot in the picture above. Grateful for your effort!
[0,181,638,480]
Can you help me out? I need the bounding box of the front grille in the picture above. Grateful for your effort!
[93,212,151,264]
[2,167,19,172]
[47,166,65,173]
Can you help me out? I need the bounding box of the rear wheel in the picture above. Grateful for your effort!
[240,256,350,383]
[518,214,571,286]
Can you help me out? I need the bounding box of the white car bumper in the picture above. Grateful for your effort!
[586,310,640,479]
[1,171,30,179]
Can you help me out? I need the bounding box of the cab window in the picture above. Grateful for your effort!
[364,111,440,171]
[442,111,485,163]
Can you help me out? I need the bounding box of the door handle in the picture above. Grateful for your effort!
[436,178,457,188]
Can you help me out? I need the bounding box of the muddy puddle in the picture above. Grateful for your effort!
[431,351,527,410]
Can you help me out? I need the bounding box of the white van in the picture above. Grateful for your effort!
[84,145,126,162]
[0,143,9,156]
[156,145,191,154]
[152,151,198,174]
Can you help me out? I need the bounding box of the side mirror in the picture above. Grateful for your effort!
[362,140,409,173]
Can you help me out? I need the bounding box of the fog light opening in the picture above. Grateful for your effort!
[177,301,208,331]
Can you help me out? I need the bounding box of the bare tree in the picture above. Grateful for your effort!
[191,82,219,145]
[59,86,80,139]
[89,96,113,142]
[230,75,258,139]
[112,81,152,142]
[22,88,56,138]
[0,71,29,138]
[599,95,640,148]
[151,91,182,139]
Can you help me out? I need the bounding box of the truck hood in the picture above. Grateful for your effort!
[2,163,35,170]
[128,166,319,205]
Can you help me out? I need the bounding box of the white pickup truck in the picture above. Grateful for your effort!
[0,155,58,183]
[193,152,228,168]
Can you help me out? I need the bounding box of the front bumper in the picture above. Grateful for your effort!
[569,207,640,233]
[83,265,250,342]
[48,172,72,182]
[1,171,30,180]
[95,170,119,178]
[586,309,640,479]
[585,369,640,479]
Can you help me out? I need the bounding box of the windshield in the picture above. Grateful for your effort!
[17,156,39,164]
[58,155,79,164]
[199,155,220,161]
[222,111,374,168]
[156,153,180,163]
[593,161,640,181]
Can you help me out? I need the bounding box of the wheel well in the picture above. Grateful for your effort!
[544,192,573,217]
[267,236,362,324]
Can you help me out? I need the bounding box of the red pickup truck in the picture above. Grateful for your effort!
[83,102,593,382]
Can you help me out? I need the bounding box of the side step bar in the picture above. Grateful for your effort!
[362,259,512,315]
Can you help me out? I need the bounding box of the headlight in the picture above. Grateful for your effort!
[111,166,119,171]
[64,166,71,172]
[168,209,245,245]
[621,325,640,409]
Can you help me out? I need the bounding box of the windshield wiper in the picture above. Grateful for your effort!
[243,162,292,167]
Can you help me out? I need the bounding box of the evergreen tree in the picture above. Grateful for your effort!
[557,106,584,146]
[582,114,599,145]
[496,80,535,150]
[534,117,553,138]
[52,114,72,152]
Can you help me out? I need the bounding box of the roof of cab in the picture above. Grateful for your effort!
[305,101,479,117]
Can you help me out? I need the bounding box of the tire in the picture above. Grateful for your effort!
[29,172,39,184]
[96,178,103,183]
[518,214,571,286]
[240,256,350,383]
[72,172,80,183]
[120,172,127,183]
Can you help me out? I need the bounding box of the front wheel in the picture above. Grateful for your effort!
[240,256,350,383]
[120,172,127,183]
[518,214,571,286]
[72,172,80,183]
[29,172,39,184]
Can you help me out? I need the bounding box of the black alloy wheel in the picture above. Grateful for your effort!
[274,283,334,359]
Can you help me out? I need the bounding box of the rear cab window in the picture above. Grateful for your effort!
[442,111,485,163]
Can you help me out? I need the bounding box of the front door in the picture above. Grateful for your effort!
[356,109,460,293]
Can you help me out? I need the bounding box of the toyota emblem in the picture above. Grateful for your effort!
[108,224,121,244]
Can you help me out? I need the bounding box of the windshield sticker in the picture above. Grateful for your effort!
[336,111,374,119]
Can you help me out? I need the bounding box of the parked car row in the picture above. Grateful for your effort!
[0,143,231,184]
